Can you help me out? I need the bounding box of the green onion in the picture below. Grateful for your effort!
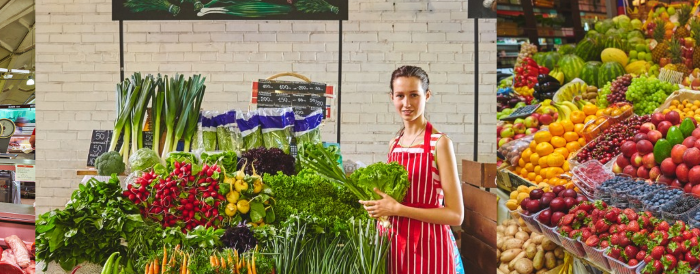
[197,2,292,17]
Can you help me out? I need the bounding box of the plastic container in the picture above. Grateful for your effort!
[636,262,700,274]
[520,209,544,234]
[642,190,685,217]
[581,116,613,142]
[609,180,645,208]
[580,244,611,272]
[660,196,700,224]
[627,184,669,211]
[605,252,645,274]
[539,223,562,246]
[603,102,634,123]
[556,230,586,257]
[572,160,615,190]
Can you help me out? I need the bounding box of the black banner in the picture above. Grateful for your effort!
[257,91,325,117]
[468,0,496,19]
[257,79,326,94]
[86,130,154,166]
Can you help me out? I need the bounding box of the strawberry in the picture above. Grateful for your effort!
[580,229,592,241]
[657,221,670,231]
[691,228,700,237]
[639,216,651,229]
[574,209,587,220]
[568,229,580,239]
[559,214,575,226]
[595,219,611,233]
[663,254,677,270]
[667,241,682,257]
[611,233,621,246]
[628,258,639,266]
[644,255,652,264]
[600,240,610,248]
[609,246,622,259]
[627,220,641,233]
[682,230,694,241]
[636,250,647,262]
[651,245,666,260]
[624,245,639,261]
[579,201,593,212]
[624,208,638,221]
[618,223,628,233]
[605,210,618,223]
[685,250,698,266]
[585,235,600,247]
[618,232,632,247]
[690,237,699,247]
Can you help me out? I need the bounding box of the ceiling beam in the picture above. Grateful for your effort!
[17,18,30,30]
[0,0,18,17]
[0,5,32,31]
[0,40,13,52]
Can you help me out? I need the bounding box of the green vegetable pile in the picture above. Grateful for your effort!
[36,175,143,271]
[95,151,126,176]
[263,169,367,236]
[200,151,237,174]
[128,148,161,172]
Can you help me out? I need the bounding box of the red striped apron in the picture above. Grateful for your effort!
[384,122,456,274]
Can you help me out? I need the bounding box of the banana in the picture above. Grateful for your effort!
[561,101,580,112]
[553,103,571,122]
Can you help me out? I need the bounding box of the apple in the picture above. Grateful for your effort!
[514,118,525,125]
[613,163,623,173]
[658,175,674,185]
[634,133,649,142]
[689,165,700,185]
[539,114,554,126]
[666,110,681,125]
[637,140,654,155]
[621,141,638,158]
[514,134,526,140]
[524,116,539,128]
[497,126,503,138]
[623,165,638,177]
[642,153,656,169]
[649,166,661,180]
[637,166,650,179]
[677,163,690,183]
[692,78,700,90]
[616,156,630,168]
[647,130,663,144]
[525,128,538,135]
[630,152,643,167]
[692,128,700,140]
[685,182,693,194]
[639,122,656,134]
[672,144,689,165]
[658,121,673,136]
[513,123,526,134]
[499,138,513,147]
[683,136,698,149]
[530,113,541,121]
[684,147,700,167]
[671,179,683,189]
[691,184,700,197]
[652,112,666,127]
[501,127,515,138]
[661,158,678,176]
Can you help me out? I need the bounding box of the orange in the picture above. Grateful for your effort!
[535,175,543,183]
[514,167,522,174]
[521,149,532,162]
[585,115,597,124]
[551,136,567,148]
[596,109,605,117]
[694,100,700,107]
[549,122,565,136]
[566,141,582,153]
[534,165,542,175]
[547,153,565,167]
[530,140,538,150]
[578,137,587,147]
[538,156,549,168]
[530,153,540,165]
[520,167,529,177]
[554,147,570,158]
[546,167,564,179]
[564,131,579,142]
[570,111,586,124]
[534,131,552,144]
[519,157,526,167]
[663,109,671,115]
[524,163,534,172]
[562,160,570,172]
[583,104,598,116]
[672,99,681,106]
[527,172,537,181]
[536,142,554,156]
[682,99,690,105]
[560,120,575,132]
[574,123,585,135]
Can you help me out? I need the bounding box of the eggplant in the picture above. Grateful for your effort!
[541,81,561,93]
[537,74,561,85]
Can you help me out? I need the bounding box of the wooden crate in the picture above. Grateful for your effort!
[462,159,497,188]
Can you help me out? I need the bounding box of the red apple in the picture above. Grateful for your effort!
[677,163,690,183]
[621,141,638,158]
[514,133,526,140]
[638,166,650,179]
[685,182,693,193]
[659,121,673,137]
[630,152,643,167]
[658,175,675,185]
[525,128,538,135]
[613,163,623,173]
[692,128,700,140]
[683,136,698,149]
[651,112,666,127]
[689,165,700,185]
[649,166,661,180]
[642,153,656,169]
[499,138,513,147]
[666,110,681,125]
[661,158,678,176]
[524,116,539,128]
[639,122,656,134]
[692,184,700,197]
[539,114,553,126]
[672,144,689,164]
[513,123,526,134]
[634,133,649,142]
[684,147,700,167]
[623,165,638,177]
[648,130,663,144]
[671,179,683,189]
[637,140,654,155]
[616,156,630,169]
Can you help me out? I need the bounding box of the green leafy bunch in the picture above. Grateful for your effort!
[350,161,410,202]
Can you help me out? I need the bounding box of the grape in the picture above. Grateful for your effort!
[625,75,680,115]
[606,74,633,105]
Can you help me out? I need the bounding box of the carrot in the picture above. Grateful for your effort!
[162,246,168,274]
[154,258,160,274]
[251,252,256,274]
[246,256,252,274]
[210,256,216,267]
[220,256,226,269]
[180,254,187,274]
[145,261,150,274]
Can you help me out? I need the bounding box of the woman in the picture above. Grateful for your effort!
[360,65,465,274]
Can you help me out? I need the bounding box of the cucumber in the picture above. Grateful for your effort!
[101,252,120,274]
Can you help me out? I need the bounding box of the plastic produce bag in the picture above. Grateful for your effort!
[498,132,537,166]
[259,107,294,154]
[202,111,218,151]
[216,110,241,153]
[237,109,263,151]
[191,112,205,151]
[12,180,20,204]
[294,108,323,145]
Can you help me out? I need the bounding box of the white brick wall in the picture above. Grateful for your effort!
[35,0,497,218]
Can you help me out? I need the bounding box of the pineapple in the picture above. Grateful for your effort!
[675,5,693,39]
[652,20,668,64]
[692,19,700,69]
[669,38,690,76]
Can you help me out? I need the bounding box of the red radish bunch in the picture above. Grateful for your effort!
[123,161,227,233]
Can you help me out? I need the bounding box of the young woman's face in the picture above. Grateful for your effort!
[391,76,430,122]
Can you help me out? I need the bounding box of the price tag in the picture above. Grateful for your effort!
[15,165,34,182]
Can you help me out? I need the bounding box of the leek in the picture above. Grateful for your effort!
[152,76,165,154]
[198,2,292,17]
[130,74,154,155]
[182,75,206,152]
[109,79,138,153]
[160,74,185,159]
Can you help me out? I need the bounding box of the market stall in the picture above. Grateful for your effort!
[497,1,700,273]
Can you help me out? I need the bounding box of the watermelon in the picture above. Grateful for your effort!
[558,54,586,83]
[558,44,576,55]
[626,30,645,41]
[585,31,604,45]
[597,61,626,87]
[595,20,614,34]
[604,35,625,51]
[580,61,601,87]
[574,37,602,61]
[542,52,561,70]
[533,52,547,65]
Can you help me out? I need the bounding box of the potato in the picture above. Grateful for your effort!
[497,232,505,238]
[530,234,544,245]
[522,239,532,250]
[497,225,506,234]
[533,249,545,270]
[513,258,533,274]
[525,244,537,259]
[545,252,556,269]
[537,245,543,252]
[500,249,521,263]
[515,231,530,241]
[506,225,519,236]
[509,251,526,270]
[497,249,501,261]
[504,238,524,250]
[536,269,549,274]
[541,238,557,251]
[553,247,564,259]
[504,219,517,226]
[520,224,531,233]
[499,263,510,273]
[497,238,506,250]
[497,269,505,274]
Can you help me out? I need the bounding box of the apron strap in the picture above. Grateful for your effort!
[390,122,434,152]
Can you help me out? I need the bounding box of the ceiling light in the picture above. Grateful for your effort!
[10,69,30,74]
[2,74,12,79]
[26,76,33,86]
[0,68,7,73]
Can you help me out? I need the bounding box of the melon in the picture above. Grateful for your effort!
[575,37,603,61]
[580,61,601,86]
[558,54,586,83]
[542,52,561,70]
[625,60,651,74]
[598,61,626,87]
[601,48,629,66]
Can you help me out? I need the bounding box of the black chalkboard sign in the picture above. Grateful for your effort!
[87,130,154,166]
[257,79,327,94]
[257,91,326,117]
[468,0,496,18]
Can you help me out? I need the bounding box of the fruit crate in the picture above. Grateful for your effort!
[580,245,611,272]
[519,209,544,234]
[539,223,562,246]
[604,252,645,274]
[506,170,535,189]
[635,262,700,274]
[581,116,613,142]
[555,230,586,258]
[603,103,635,124]
[627,184,669,212]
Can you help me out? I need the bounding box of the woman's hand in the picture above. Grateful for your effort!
[359,188,401,218]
